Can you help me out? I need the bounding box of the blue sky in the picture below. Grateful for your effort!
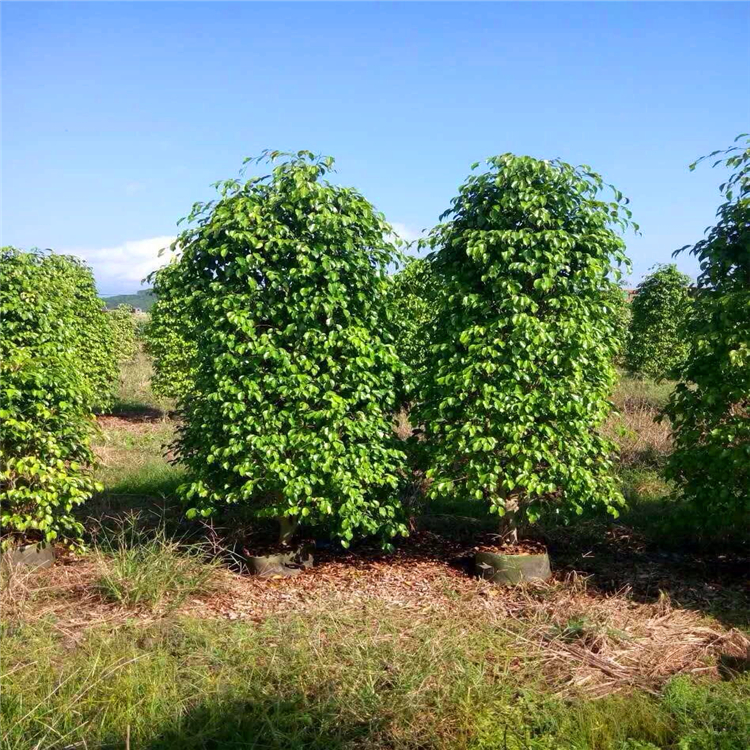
[3,2,749,295]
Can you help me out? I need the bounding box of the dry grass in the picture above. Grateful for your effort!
[6,532,748,702]
[0,564,50,624]
[5,362,748,749]
[393,408,413,441]
[604,401,672,467]
[504,580,750,698]
[605,375,674,467]
[197,562,750,699]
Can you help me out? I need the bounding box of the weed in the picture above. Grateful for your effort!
[94,516,218,612]
[2,610,749,749]
[112,346,174,415]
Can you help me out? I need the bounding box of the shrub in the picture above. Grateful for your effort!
[626,263,692,379]
[662,136,750,521]
[604,282,632,364]
[146,261,198,403]
[108,304,139,365]
[388,256,442,406]
[50,253,120,412]
[167,151,407,546]
[0,248,101,549]
[413,154,634,538]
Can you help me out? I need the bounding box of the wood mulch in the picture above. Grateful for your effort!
[5,529,747,698]
[0,531,750,698]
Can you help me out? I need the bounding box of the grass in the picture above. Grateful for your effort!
[613,372,675,412]
[2,605,748,750]
[93,517,219,612]
[111,346,173,415]
[2,358,749,749]
[88,405,186,527]
[610,374,749,553]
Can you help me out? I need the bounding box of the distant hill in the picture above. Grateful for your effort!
[101,288,156,311]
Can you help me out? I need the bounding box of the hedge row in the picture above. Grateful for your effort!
[0,249,137,549]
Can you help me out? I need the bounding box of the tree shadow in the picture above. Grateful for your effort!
[143,697,381,750]
[399,500,750,632]
[102,403,172,421]
[542,520,750,631]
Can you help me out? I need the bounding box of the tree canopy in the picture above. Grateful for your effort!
[663,135,750,520]
[165,151,408,546]
[1,248,102,549]
[626,263,693,380]
[413,154,634,533]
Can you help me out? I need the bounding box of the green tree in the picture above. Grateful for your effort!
[414,154,634,539]
[662,135,750,520]
[146,261,199,403]
[48,254,120,412]
[0,248,101,549]
[626,264,692,379]
[108,304,139,365]
[169,151,407,546]
[388,256,442,406]
[603,281,631,365]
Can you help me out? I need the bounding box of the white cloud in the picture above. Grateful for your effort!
[390,222,425,245]
[64,236,176,293]
[68,224,424,294]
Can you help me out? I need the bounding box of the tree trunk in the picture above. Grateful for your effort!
[500,513,519,545]
[499,495,520,545]
[278,515,299,547]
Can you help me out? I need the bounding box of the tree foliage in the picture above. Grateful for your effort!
[166,151,407,545]
[626,264,692,380]
[53,256,120,412]
[108,305,139,365]
[662,135,750,518]
[388,257,442,405]
[603,281,631,365]
[146,261,199,403]
[0,248,102,549]
[413,154,634,531]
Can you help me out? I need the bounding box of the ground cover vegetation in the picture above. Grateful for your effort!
[2,143,749,749]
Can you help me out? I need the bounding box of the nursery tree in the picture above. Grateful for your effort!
[663,135,750,520]
[388,257,442,405]
[0,248,101,549]
[46,254,119,412]
[170,151,407,546]
[626,264,692,380]
[414,154,634,539]
[602,281,631,365]
[108,305,139,365]
[146,261,199,403]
